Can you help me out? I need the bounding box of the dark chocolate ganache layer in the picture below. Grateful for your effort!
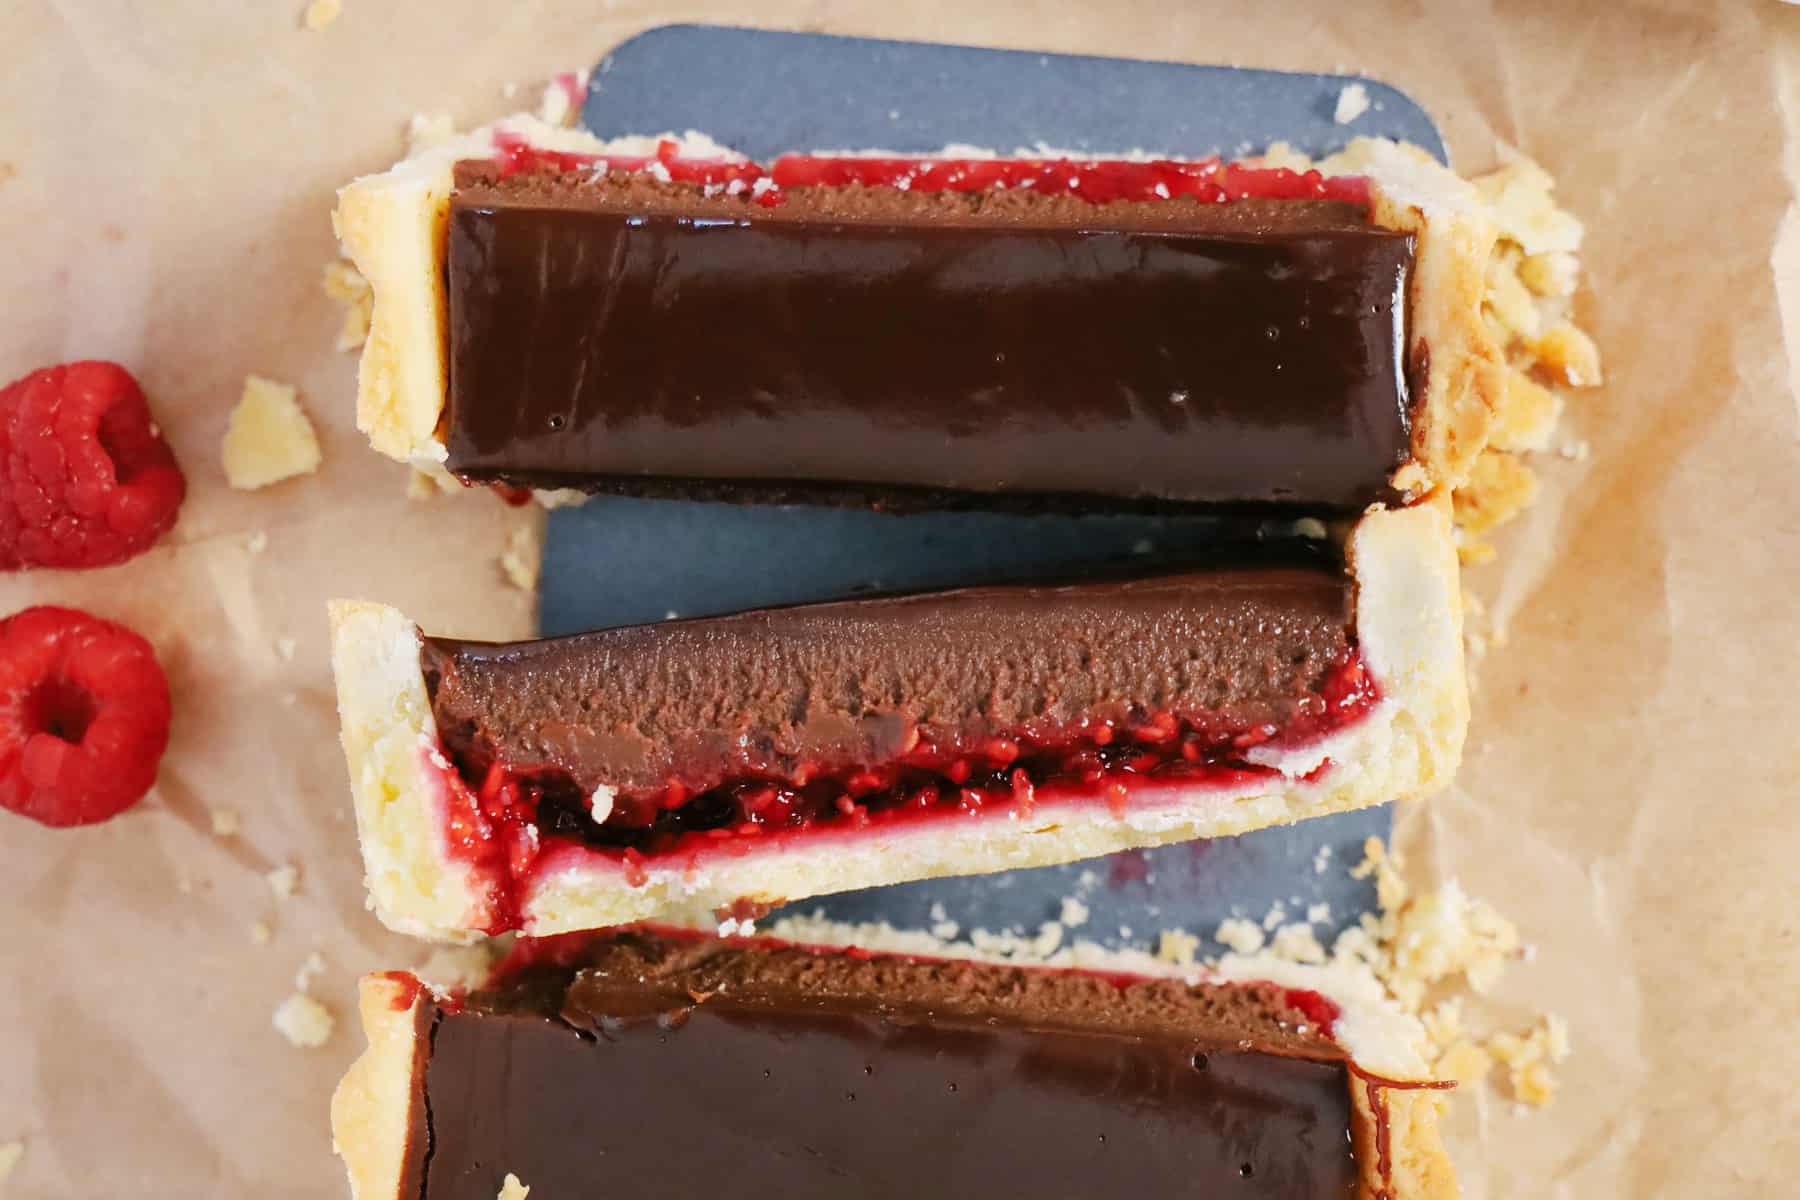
[420,560,1356,811]
[400,931,1358,1199]
[443,167,1415,511]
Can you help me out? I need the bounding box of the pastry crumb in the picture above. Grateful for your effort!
[406,112,458,156]
[1059,896,1090,928]
[929,919,960,940]
[266,863,300,900]
[1155,929,1200,966]
[272,992,334,1048]
[1333,83,1371,124]
[499,523,540,591]
[250,920,273,946]
[0,1140,20,1183]
[276,636,297,662]
[1214,917,1266,956]
[321,260,373,352]
[245,530,269,555]
[497,1173,531,1200]
[294,951,326,992]
[1268,923,1328,965]
[209,807,240,837]
[301,0,341,31]
[223,376,322,490]
[1487,1015,1571,1106]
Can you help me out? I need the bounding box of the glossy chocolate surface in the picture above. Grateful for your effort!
[406,934,1358,1198]
[443,172,1415,511]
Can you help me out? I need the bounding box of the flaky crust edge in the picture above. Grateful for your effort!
[1353,138,1509,497]
[330,975,425,1200]
[326,499,1463,943]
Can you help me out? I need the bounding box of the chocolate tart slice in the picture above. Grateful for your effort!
[328,502,1463,942]
[334,114,1504,510]
[330,929,1457,1200]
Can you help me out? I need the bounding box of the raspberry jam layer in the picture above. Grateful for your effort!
[489,131,1371,208]
[422,651,1377,932]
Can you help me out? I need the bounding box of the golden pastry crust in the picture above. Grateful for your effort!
[328,500,1465,942]
[330,975,425,1200]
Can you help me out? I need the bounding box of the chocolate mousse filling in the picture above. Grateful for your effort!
[442,163,1416,511]
[397,929,1360,1199]
[419,551,1369,860]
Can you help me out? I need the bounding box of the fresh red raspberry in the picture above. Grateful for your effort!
[0,605,172,827]
[0,361,186,569]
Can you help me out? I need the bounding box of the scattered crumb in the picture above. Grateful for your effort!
[1312,844,1333,874]
[294,951,326,992]
[1488,1015,1571,1105]
[266,863,300,900]
[321,260,373,352]
[301,0,341,31]
[209,807,240,837]
[588,784,616,825]
[277,636,297,662]
[499,524,540,591]
[1333,83,1371,124]
[175,873,194,895]
[533,486,589,510]
[1260,902,1288,932]
[1532,323,1604,387]
[272,992,334,1048]
[929,919,960,941]
[0,1140,21,1183]
[250,920,272,946]
[406,112,458,156]
[1214,917,1266,955]
[245,530,269,555]
[1156,929,1201,966]
[497,1173,531,1200]
[716,917,756,938]
[1268,923,1328,965]
[223,376,322,490]
[1306,902,1332,924]
[1058,896,1090,928]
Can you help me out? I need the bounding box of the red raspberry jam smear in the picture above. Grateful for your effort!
[423,653,1378,935]
[1282,988,1342,1037]
[484,132,1370,209]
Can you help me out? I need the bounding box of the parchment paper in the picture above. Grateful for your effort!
[2,2,1795,1197]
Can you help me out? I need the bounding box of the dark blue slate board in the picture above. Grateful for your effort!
[541,25,1444,952]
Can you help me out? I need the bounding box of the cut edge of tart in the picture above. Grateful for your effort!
[333,112,1505,501]
[328,499,1464,944]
